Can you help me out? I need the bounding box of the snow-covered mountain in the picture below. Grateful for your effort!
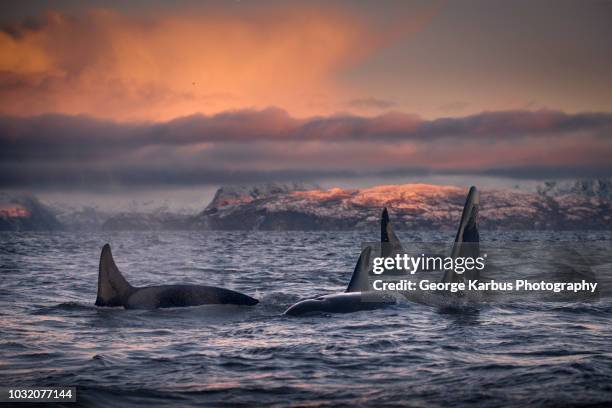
[2,180,611,231]
[205,182,319,210]
[537,178,612,199]
[0,193,62,231]
[197,183,612,230]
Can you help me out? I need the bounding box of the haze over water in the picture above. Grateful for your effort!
[1,230,611,407]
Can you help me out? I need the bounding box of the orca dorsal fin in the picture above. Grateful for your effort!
[381,207,403,258]
[453,186,480,249]
[95,244,135,307]
[442,186,481,283]
[346,246,372,293]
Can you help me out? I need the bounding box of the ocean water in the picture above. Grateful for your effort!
[1,230,611,407]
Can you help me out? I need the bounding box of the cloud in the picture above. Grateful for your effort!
[344,97,397,110]
[438,101,469,113]
[0,6,423,121]
[1,108,611,189]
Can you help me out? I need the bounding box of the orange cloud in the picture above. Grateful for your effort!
[0,7,390,121]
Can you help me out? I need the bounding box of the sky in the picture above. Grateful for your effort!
[1,0,611,207]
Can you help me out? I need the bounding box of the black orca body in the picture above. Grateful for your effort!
[284,246,397,316]
[283,292,395,316]
[284,186,481,316]
[95,244,258,309]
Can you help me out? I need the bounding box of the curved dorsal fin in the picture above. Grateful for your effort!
[346,246,372,293]
[381,207,403,258]
[442,186,481,283]
[453,186,480,248]
[95,244,135,307]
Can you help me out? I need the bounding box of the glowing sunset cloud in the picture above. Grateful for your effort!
[0,1,611,192]
[0,5,432,121]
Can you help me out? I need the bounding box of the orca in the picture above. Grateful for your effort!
[95,244,259,309]
[284,186,481,316]
[283,245,397,316]
[441,186,480,284]
[284,207,405,316]
[381,206,403,258]
[402,186,482,307]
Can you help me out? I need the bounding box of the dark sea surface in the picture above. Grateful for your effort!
[1,230,611,407]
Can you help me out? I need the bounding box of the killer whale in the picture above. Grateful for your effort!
[284,186,481,316]
[283,203,408,316]
[441,186,480,284]
[283,246,396,316]
[95,244,258,309]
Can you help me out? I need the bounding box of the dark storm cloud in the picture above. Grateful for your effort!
[1,108,611,189]
[3,162,611,191]
[476,166,612,180]
[0,15,47,39]
[0,162,356,190]
[2,108,611,159]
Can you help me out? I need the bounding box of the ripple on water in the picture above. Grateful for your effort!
[0,231,611,407]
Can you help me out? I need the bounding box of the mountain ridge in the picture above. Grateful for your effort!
[2,180,611,231]
[196,182,611,231]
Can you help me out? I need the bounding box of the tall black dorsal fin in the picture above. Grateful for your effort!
[95,244,135,307]
[453,186,480,249]
[442,186,480,283]
[346,246,372,293]
[381,207,403,258]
